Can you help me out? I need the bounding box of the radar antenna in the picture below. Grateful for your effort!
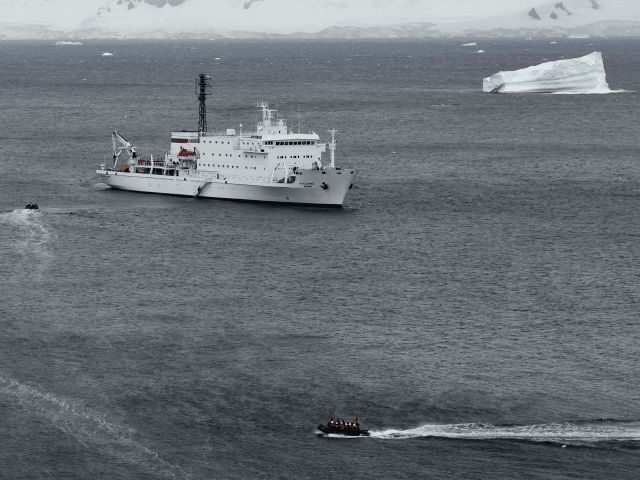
[195,73,212,136]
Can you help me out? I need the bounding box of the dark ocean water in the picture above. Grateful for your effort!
[1,38,640,479]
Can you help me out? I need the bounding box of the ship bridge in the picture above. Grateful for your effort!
[255,101,289,135]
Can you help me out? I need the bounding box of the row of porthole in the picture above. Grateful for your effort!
[201,153,258,158]
[277,155,315,159]
[200,164,263,170]
[204,140,231,144]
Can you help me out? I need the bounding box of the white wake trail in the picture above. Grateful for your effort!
[370,422,640,443]
[0,209,56,280]
[0,374,190,479]
[551,88,630,95]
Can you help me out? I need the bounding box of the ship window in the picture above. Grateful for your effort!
[216,141,218,143]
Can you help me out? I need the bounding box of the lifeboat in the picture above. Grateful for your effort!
[178,148,197,158]
[317,423,370,437]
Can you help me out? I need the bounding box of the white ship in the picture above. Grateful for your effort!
[97,75,356,207]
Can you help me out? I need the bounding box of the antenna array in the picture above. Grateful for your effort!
[195,74,212,135]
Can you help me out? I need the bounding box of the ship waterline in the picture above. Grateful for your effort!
[96,167,356,207]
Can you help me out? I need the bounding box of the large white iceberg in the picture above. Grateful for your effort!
[483,52,609,93]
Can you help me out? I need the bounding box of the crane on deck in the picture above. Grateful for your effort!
[112,130,138,170]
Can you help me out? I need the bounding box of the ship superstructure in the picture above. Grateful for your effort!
[97,75,356,207]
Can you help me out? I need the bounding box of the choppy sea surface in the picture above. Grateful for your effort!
[1,38,640,479]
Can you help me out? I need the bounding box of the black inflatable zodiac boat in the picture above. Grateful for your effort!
[317,422,369,437]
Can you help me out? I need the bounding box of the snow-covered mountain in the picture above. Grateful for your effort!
[0,0,639,39]
[439,0,640,37]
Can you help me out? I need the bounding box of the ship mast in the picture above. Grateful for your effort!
[195,73,212,136]
[328,129,337,168]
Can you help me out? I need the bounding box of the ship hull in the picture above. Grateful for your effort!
[96,169,356,207]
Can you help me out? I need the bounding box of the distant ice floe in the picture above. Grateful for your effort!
[483,52,609,94]
[102,52,113,56]
[461,42,477,46]
[477,50,485,53]
[55,41,82,45]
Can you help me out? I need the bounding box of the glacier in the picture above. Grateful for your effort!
[483,52,609,93]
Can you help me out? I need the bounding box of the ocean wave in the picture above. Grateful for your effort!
[0,373,190,479]
[369,421,640,444]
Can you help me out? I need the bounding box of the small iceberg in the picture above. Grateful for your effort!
[102,52,113,56]
[461,42,477,46]
[55,41,82,45]
[477,50,485,53]
[483,52,609,93]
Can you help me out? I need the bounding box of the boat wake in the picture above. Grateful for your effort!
[0,209,56,281]
[0,373,190,479]
[370,421,640,445]
[551,88,631,95]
